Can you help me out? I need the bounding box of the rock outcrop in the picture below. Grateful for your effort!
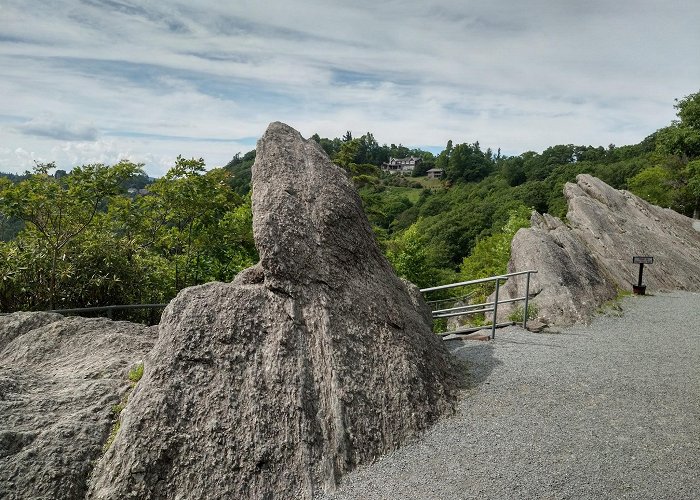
[0,313,156,500]
[501,174,700,326]
[506,212,618,326]
[88,122,460,499]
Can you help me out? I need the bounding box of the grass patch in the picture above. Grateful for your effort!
[508,303,539,323]
[103,362,145,454]
[103,402,124,452]
[408,176,445,189]
[432,318,448,334]
[103,397,127,453]
[596,288,633,315]
[128,362,144,384]
[385,186,423,204]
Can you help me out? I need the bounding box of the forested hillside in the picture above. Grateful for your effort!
[1,91,698,315]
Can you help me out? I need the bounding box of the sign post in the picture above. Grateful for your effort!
[632,256,653,295]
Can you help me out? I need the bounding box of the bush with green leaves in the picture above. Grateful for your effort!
[0,158,257,314]
[508,303,539,323]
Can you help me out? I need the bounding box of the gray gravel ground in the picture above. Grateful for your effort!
[322,291,700,500]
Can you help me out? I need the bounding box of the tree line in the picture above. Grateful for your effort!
[1,90,698,316]
[0,157,256,315]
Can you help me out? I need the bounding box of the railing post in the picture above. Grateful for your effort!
[491,278,500,340]
[523,271,531,330]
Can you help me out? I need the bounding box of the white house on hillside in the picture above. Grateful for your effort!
[381,156,422,175]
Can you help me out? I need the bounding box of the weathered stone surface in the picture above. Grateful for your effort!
[500,174,700,326]
[0,311,62,351]
[89,122,460,499]
[565,175,700,291]
[501,211,618,326]
[525,319,548,333]
[0,314,156,500]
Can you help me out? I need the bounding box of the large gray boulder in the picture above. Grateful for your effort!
[565,175,700,291]
[501,174,700,326]
[88,122,460,499]
[0,313,156,500]
[505,212,618,326]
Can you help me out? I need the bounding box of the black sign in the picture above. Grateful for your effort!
[632,256,653,264]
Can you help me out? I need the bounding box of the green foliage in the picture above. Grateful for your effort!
[128,363,144,384]
[223,150,256,195]
[675,91,700,130]
[135,157,251,290]
[0,157,256,314]
[442,142,494,183]
[386,224,436,288]
[684,159,700,215]
[432,318,448,334]
[459,206,532,300]
[628,166,674,207]
[1,90,697,319]
[0,161,142,309]
[650,91,700,216]
[508,303,539,323]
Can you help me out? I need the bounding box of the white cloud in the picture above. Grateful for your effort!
[16,116,99,141]
[1,0,699,175]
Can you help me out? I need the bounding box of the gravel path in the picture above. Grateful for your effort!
[323,291,700,500]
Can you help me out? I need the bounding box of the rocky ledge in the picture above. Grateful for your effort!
[0,313,156,500]
[500,174,700,326]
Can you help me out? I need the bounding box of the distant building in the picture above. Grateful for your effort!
[426,168,444,179]
[381,156,422,175]
[127,187,150,196]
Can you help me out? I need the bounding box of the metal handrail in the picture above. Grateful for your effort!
[420,270,537,292]
[49,303,168,323]
[420,270,538,340]
[425,291,476,306]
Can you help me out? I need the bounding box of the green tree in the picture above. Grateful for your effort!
[133,157,254,290]
[0,161,142,308]
[459,206,532,299]
[386,223,448,288]
[445,142,493,183]
[628,166,674,207]
[678,159,700,217]
[501,156,526,186]
[656,90,700,159]
[675,91,700,130]
[223,149,256,195]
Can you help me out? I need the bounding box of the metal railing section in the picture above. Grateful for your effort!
[49,303,168,324]
[420,270,538,340]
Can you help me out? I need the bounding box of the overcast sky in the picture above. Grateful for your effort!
[1,0,699,176]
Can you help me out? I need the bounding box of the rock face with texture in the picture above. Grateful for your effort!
[0,313,156,500]
[88,122,460,499]
[500,174,700,325]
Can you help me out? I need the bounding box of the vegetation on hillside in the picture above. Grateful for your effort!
[0,90,698,316]
[0,157,256,314]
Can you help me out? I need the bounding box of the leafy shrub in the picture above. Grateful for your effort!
[508,303,539,323]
